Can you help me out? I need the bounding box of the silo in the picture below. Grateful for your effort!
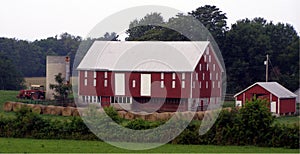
[46,56,70,100]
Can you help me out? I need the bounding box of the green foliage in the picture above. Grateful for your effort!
[103,106,121,123]
[0,53,25,90]
[49,73,72,100]
[223,18,299,93]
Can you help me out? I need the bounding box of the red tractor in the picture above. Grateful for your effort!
[17,85,45,100]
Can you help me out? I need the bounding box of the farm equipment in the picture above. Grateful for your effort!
[17,85,45,100]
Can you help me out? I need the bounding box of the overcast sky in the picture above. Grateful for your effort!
[0,0,299,41]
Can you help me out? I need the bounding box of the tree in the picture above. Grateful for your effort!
[188,5,228,46]
[97,32,119,41]
[223,18,299,93]
[0,53,24,90]
[49,73,72,100]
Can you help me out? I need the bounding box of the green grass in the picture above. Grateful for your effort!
[0,138,298,153]
[222,101,235,108]
[274,116,300,126]
[0,90,19,110]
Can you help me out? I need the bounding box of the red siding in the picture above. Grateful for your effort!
[280,98,296,114]
[235,84,296,114]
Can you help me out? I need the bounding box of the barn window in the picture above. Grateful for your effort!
[213,64,215,71]
[204,56,206,62]
[195,73,198,80]
[212,81,215,88]
[206,81,208,89]
[209,55,211,63]
[182,73,185,80]
[104,72,107,78]
[218,81,220,88]
[181,81,185,88]
[104,80,107,87]
[192,81,195,88]
[161,73,164,79]
[202,73,205,80]
[206,47,209,55]
[172,73,176,79]
[199,81,202,88]
[93,79,96,86]
[132,80,136,88]
[160,81,164,88]
[199,64,202,71]
[172,81,176,88]
[206,64,209,71]
[216,73,218,80]
[84,71,87,77]
[126,97,130,103]
[84,79,87,86]
[93,71,97,78]
[210,73,212,80]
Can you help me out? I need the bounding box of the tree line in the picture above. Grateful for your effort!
[0,5,298,93]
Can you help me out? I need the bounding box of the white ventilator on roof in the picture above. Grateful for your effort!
[234,82,297,99]
[77,41,211,72]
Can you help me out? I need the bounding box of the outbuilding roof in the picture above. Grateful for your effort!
[234,82,297,99]
[77,41,222,72]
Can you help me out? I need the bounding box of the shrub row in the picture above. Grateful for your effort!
[0,99,299,149]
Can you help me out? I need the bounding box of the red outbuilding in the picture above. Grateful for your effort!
[234,82,297,115]
[77,41,224,112]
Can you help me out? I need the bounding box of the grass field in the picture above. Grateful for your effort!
[0,90,19,110]
[0,138,298,153]
[274,116,300,126]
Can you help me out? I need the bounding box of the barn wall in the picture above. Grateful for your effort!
[192,46,222,99]
[280,98,296,114]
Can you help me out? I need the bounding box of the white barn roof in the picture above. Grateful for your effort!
[77,41,216,72]
[234,82,297,99]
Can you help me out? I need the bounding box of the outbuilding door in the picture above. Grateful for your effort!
[140,74,151,96]
[270,101,276,113]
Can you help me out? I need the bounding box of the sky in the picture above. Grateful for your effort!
[0,0,299,41]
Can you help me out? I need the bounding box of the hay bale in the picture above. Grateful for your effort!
[156,112,171,121]
[3,102,13,112]
[196,111,205,120]
[145,112,157,121]
[31,104,42,114]
[62,106,74,116]
[117,111,127,119]
[51,106,64,115]
[39,105,46,114]
[124,112,135,120]
[44,105,55,115]
[134,113,146,120]
[203,111,213,121]
[72,108,80,116]
[12,102,23,112]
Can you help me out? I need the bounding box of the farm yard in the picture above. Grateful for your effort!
[0,90,299,153]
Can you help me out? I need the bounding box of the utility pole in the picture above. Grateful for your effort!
[265,54,269,82]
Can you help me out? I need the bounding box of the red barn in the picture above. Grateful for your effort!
[77,41,224,112]
[234,82,297,115]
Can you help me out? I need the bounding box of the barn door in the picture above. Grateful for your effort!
[140,74,151,96]
[115,73,125,95]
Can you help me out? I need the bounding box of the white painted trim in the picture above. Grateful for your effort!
[278,98,280,114]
